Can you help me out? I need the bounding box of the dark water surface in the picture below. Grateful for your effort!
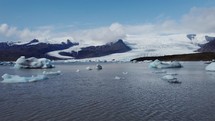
[0,62,215,121]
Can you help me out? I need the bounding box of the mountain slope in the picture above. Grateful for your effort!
[0,39,78,61]
[57,39,131,59]
[197,40,215,53]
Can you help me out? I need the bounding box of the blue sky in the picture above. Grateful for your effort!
[1,0,215,29]
[0,0,215,42]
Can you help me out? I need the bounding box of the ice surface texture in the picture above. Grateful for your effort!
[14,56,54,69]
[1,74,47,83]
[205,62,215,71]
[149,59,182,69]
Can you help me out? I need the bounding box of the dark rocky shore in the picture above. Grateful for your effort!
[131,52,215,61]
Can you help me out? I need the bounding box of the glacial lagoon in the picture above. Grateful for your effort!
[0,62,215,121]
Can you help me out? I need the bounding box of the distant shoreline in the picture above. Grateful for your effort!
[131,52,215,61]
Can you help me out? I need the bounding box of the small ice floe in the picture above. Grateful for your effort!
[166,72,178,76]
[76,69,80,72]
[96,64,102,70]
[1,74,47,83]
[114,76,125,80]
[153,70,167,74]
[161,75,181,84]
[14,56,54,69]
[149,59,182,69]
[86,66,92,70]
[43,71,61,75]
[122,72,128,75]
[114,76,122,80]
[205,62,215,71]
[0,61,14,66]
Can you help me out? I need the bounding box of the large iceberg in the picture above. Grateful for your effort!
[149,59,182,69]
[1,74,47,83]
[14,56,54,69]
[205,62,215,71]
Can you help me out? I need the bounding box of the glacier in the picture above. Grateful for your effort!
[46,33,213,61]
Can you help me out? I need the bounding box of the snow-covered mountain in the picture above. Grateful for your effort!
[69,33,214,61]
[0,39,131,61]
[0,33,214,61]
[0,39,79,61]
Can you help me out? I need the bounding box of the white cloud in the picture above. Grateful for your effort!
[0,23,51,42]
[181,7,215,33]
[71,22,126,44]
[1,7,215,43]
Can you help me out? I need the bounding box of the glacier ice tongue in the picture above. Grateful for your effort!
[1,74,47,83]
[14,56,54,69]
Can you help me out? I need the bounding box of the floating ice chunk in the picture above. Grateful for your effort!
[1,74,47,83]
[166,72,178,76]
[162,75,177,80]
[149,59,182,69]
[76,69,80,72]
[153,70,167,74]
[205,62,215,71]
[114,76,122,80]
[161,74,181,84]
[122,72,128,75]
[43,71,61,75]
[96,64,102,70]
[86,67,92,70]
[14,56,54,69]
[0,61,14,66]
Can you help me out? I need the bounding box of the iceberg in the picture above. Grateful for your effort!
[114,76,122,80]
[162,75,177,80]
[205,62,215,71]
[76,69,80,72]
[43,71,61,75]
[14,56,54,69]
[1,74,47,83]
[161,74,181,84]
[96,64,102,70]
[86,67,92,70]
[149,59,182,69]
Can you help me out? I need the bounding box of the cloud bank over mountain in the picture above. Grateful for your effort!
[0,7,215,43]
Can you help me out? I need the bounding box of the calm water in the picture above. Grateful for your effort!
[0,62,215,121]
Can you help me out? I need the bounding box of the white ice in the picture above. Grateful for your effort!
[114,76,122,80]
[96,64,102,70]
[162,75,177,80]
[1,74,47,83]
[161,74,181,84]
[14,56,54,69]
[43,70,61,75]
[149,59,182,69]
[86,66,92,70]
[205,62,215,71]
